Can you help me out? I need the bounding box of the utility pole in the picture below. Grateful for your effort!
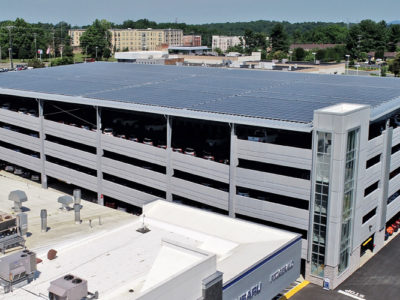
[6,26,14,69]
[52,29,55,59]
[34,33,37,59]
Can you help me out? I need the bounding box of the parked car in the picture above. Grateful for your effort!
[117,134,126,139]
[184,147,196,156]
[103,128,114,136]
[5,165,14,172]
[22,171,31,179]
[81,125,91,130]
[18,107,28,114]
[128,135,139,142]
[29,133,39,138]
[202,151,215,161]
[237,190,250,197]
[157,144,167,149]
[143,138,153,146]
[1,103,10,110]
[248,129,277,143]
[172,148,183,153]
[14,167,23,175]
[31,174,40,182]
[27,109,38,117]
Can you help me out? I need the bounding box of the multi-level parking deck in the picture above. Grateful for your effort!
[1,62,400,288]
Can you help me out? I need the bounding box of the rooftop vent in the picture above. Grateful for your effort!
[8,190,27,213]
[58,196,73,211]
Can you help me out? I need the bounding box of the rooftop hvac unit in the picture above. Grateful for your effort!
[0,211,26,254]
[49,274,98,300]
[0,249,37,293]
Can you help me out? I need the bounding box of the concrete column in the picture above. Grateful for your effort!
[96,106,104,206]
[38,99,47,189]
[228,124,237,218]
[379,123,392,231]
[166,115,172,202]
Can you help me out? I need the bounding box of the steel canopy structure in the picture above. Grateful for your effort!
[0,63,400,130]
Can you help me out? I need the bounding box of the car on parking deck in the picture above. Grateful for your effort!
[184,147,196,156]
[103,128,114,136]
[143,138,153,146]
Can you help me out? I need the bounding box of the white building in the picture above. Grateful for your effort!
[212,35,243,52]
[0,175,301,300]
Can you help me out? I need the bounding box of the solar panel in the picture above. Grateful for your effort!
[1,62,400,124]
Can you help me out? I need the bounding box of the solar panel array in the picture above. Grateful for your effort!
[1,62,400,124]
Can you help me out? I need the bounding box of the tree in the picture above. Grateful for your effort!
[103,48,112,60]
[80,19,111,59]
[388,25,400,52]
[214,47,223,55]
[270,24,289,53]
[293,47,306,61]
[242,30,267,54]
[389,54,400,77]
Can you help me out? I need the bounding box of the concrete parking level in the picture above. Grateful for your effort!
[291,234,400,300]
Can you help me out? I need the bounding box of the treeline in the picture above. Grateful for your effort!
[1,18,400,62]
[0,18,73,60]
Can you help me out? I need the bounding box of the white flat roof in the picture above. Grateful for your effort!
[0,172,299,299]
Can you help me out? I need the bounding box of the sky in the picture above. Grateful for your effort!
[1,0,400,26]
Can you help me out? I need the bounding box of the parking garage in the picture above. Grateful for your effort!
[1,63,400,289]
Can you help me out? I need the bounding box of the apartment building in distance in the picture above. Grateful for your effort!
[69,29,86,51]
[68,28,183,52]
[212,35,243,52]
[183,35,202,47]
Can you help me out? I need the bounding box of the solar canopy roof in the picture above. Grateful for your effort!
[1,62,400,126]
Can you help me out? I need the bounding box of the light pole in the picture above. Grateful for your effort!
[355,64,360,76]
[289,50,293,62]
[34,33,37,59]
[95,46,98,60]
[6,26,14,69]
[345,54,350,75]
[312,52,316,64]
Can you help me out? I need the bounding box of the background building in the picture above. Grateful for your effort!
[212,35,243,52]
[183,35,202,47]
[0,63,400,290]
[68,28,183,52]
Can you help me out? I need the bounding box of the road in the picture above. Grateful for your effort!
[291,234,400,300]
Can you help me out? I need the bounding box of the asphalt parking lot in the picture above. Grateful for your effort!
[291,234,400,300]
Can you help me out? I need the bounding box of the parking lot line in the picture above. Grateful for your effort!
[338,290,366,300]
[280,280,309,299]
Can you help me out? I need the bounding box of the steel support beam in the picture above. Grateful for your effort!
[228,124,237,217]
[166,115,173,202]
[96,106,104,206]
[38,99,47,189]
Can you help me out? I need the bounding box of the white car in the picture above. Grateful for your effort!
[103,128,114,136]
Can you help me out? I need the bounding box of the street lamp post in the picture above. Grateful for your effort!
[95,46,98,60]
[6,26,14,69]
[289,50,293,62]
[312,52,316,64]
[355,64,360,76]
[345,54,350,75]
